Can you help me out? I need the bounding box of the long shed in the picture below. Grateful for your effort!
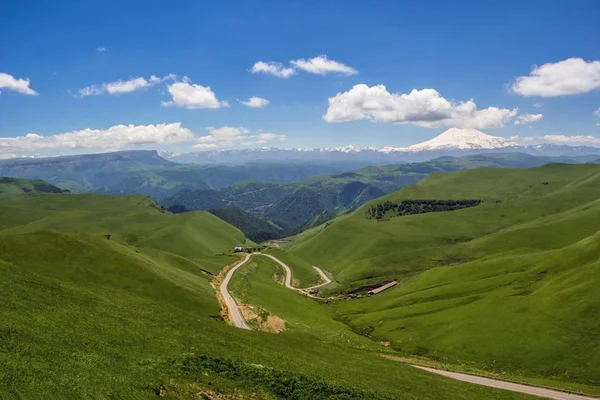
[367,280,398,296]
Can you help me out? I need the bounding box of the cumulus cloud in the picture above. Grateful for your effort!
[78,74,170,97]
[323,84,517,129]
[510,58,600,97]
[595,108,600,126]
[193,126,285,149]
[290,55,358,76]
[0,72,38,95]
[162,77,228,109]
[544,134,600,145]
[251,55,357,78]
[239,96,270,108]
[251,61,296,78]
[96,46,106,52]
[514,113,543,125]
[533,102,543,108]
[0,123,195,157]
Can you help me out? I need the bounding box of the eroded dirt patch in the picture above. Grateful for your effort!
[240,305,286,333]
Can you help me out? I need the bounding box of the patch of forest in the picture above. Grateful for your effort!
[366,199,482,219]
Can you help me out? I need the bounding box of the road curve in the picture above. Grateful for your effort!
[220,253,333,329]
[259,253,331,294]
[306,266,332,290]
[219,253,252,330]
[412,366,596,400]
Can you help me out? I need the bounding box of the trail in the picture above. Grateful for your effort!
[219,253,252,330]
[412,366,596,400]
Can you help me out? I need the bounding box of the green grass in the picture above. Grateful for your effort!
[0,186,538,399]
[285,164,600,394]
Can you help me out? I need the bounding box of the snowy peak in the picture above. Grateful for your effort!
[405,128,518,152]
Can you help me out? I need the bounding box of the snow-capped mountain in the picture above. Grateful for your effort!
[403,128,518,152]
[165,128,600,165]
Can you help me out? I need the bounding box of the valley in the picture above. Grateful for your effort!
[1,150,600,399]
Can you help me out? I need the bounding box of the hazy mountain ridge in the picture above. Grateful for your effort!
[0,150,369,201]
[166,128,600,164]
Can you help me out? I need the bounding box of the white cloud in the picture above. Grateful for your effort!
[290,55,358,76]
[96,47,106,52]
[193,126,286,148]
[254,132,286,144]
[0,123,195,157]
[595,108,600,126]
[543,134,600,145]
[514,113,543,125]
[508,135,535,142]
[533,102,543,108]
[78,75,168,97]
[510,58,600,97]
[239,96,270,108]
[162,77,228,109]
[251,61,296,78]
[323,84,517,129]
[0,72,38,95]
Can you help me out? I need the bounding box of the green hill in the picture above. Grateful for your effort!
[0,179,533,399]
[0,177,69,200]
[285,164,600,391]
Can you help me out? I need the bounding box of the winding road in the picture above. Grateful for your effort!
[218,253,597,400]
[260,253,331,293]
[220,252,331,329]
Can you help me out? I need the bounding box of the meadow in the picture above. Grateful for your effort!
[285,164,600,394]
[0,182,534,399]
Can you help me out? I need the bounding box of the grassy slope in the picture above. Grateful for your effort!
[0,189,532,399]
[286,164,600,392]
[0,193,245,272]
[0,177,68,201]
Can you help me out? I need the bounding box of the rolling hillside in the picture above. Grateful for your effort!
[164,152,587,238]
[0,179,534,399]
[286,163,600,391]
[0,177,69,200]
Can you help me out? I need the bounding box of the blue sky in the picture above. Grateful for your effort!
[1,0,600,157]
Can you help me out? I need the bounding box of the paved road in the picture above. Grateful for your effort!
[412,366,596,400]
[219,253,252,330]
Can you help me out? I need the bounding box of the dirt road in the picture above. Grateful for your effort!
[412,366,596,400]
[219,253,252,330]
[220,252,333,329]
[259,253,331,294]
[219,253,596,399]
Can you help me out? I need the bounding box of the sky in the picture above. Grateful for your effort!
[1,0,600,158]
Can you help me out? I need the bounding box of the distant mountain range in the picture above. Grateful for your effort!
[0,150,373,201]
[165,128,600,164]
